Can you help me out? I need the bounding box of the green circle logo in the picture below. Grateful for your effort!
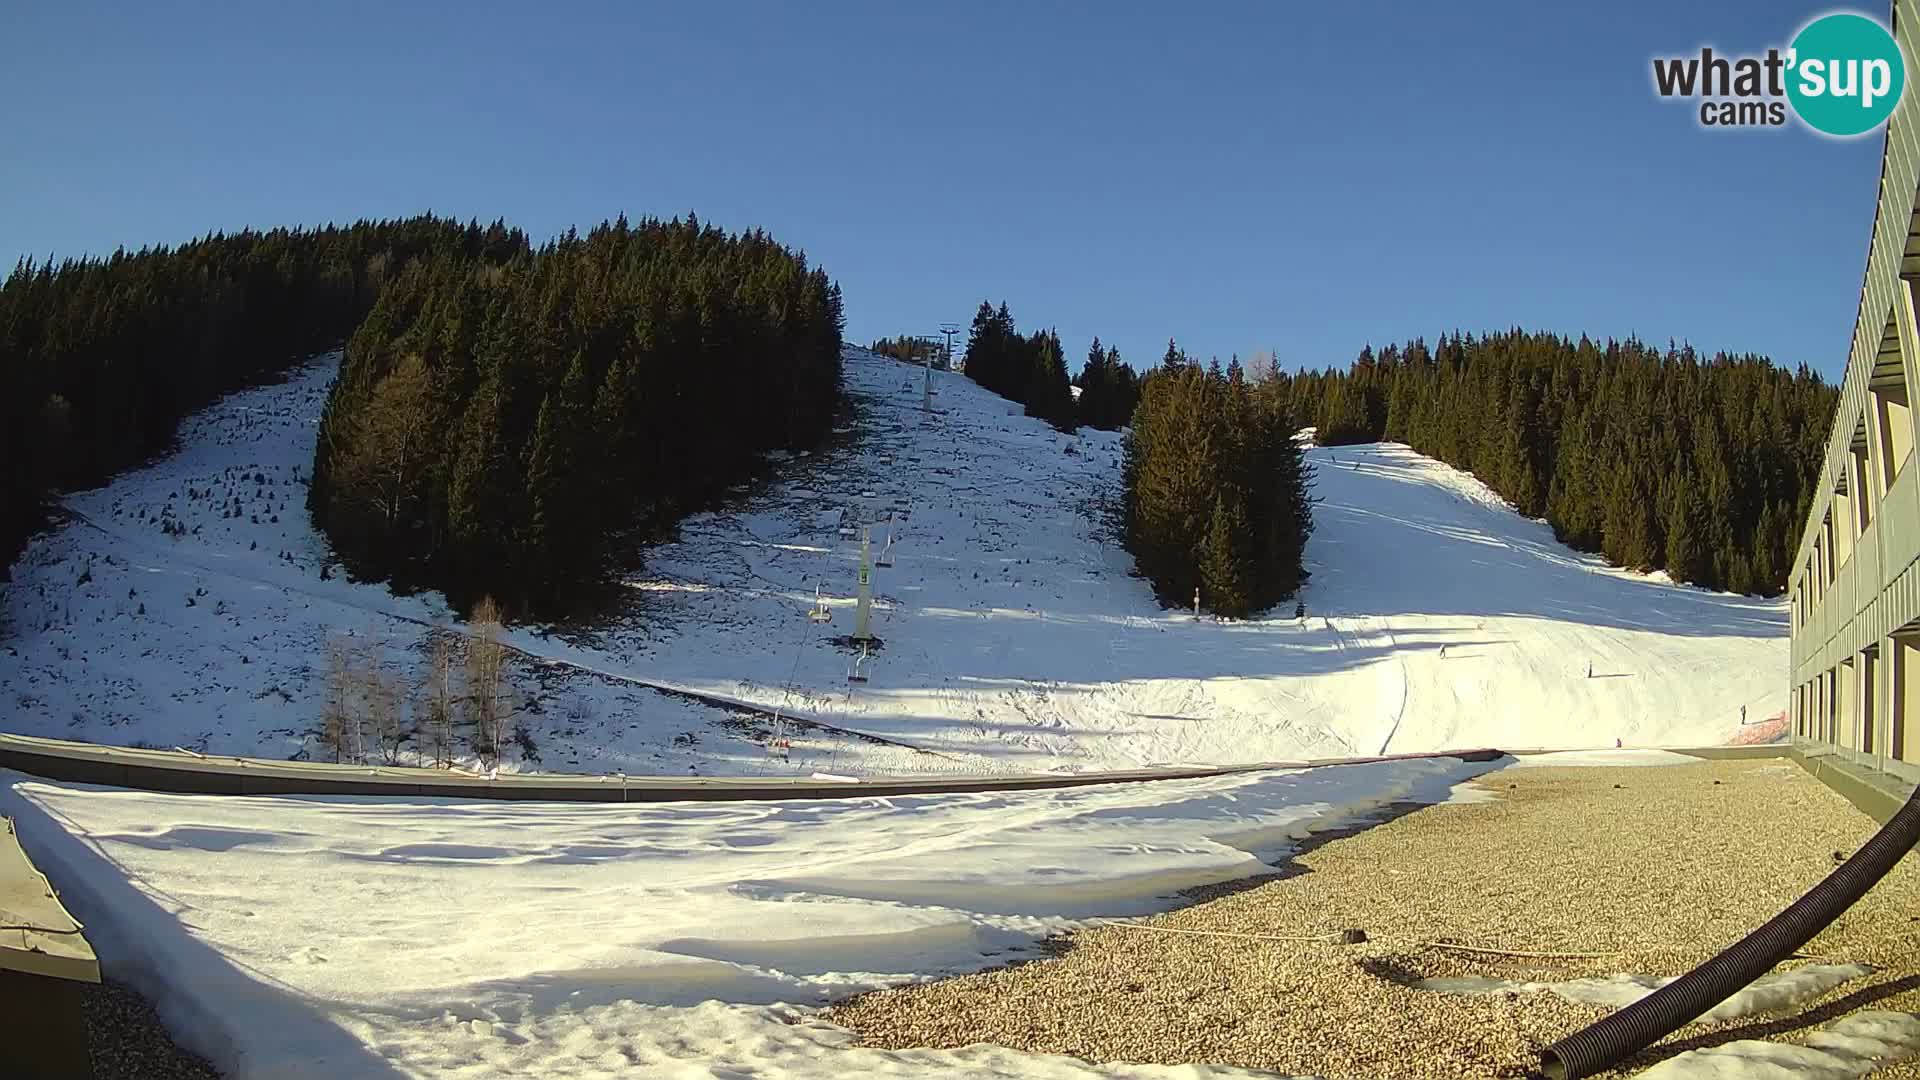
[1787,13,1906,136]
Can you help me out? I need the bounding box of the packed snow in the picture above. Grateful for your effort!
[1,754,1491,1078]
[0,346,1786,776]
[1419,962,1876,1021]
[1636,1011,1920,1079]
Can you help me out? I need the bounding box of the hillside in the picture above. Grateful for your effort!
[0,347,1786,774]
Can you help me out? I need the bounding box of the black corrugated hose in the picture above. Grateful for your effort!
[1539,780,1920,1080]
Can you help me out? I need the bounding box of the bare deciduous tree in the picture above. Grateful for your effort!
[320,632,356,763]
[465,597,508,767]
[422,632,456,768]
[351,627,387,764]
[369,667,407,766]
[329,355,437,535]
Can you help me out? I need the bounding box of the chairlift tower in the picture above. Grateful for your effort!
[854,527,876,642]
[915,332,942,413]
[940,322,961,372]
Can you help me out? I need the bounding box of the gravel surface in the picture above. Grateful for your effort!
[831,757,1920,1079]
[81,978,221,1079]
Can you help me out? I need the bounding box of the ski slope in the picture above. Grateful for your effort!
[0,347,1787,775]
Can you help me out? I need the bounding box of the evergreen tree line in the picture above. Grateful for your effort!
[961,301,1141,431]
[960,301,1078,431]
[1074,336,1143,431]
[309,214,844,617]
[1123,344,1315,617]
[867,334,949,366]
[1272,331,1836,595]
[0,216,525,579]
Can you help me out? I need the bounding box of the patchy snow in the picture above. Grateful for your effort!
[1420,963,1876,1021]
[1634,1010,1920,1079]
[1,754,1488,1078]
[0,347,1787,775]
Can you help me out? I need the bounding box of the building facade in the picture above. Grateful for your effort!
[1788,0,1920,793]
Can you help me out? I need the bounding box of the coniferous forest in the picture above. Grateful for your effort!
[960,302,1141,432]
[1123,345,1316,617]
[1273,331,1836,596]
[960,301,1080,431]
[0,213,840,619]
[1,223,1835,618]
[309,215,844,617]
[867,335,946,366]
[1073,336,1143,431]
[0,217,523,579]
[960,303,1297,615]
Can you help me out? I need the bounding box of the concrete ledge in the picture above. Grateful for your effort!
[0,731,1808,805]
[0,732,1509,803]
[1669,745,1793,761]
[1790,745,1919,824]
[1488,744,1789,761]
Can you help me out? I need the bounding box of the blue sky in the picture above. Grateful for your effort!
[1,1,1888,379]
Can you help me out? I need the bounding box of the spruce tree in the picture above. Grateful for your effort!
[1079,337,1109,428]
[1023,330,1074,430]
[1664,483,1703,585]
[1161,338,1187,372]
[1123,362,1312,614]
[1105,346,1139,427]
[1201,492,1255,616]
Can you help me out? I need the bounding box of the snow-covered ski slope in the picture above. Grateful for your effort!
[0,347,1786,775]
